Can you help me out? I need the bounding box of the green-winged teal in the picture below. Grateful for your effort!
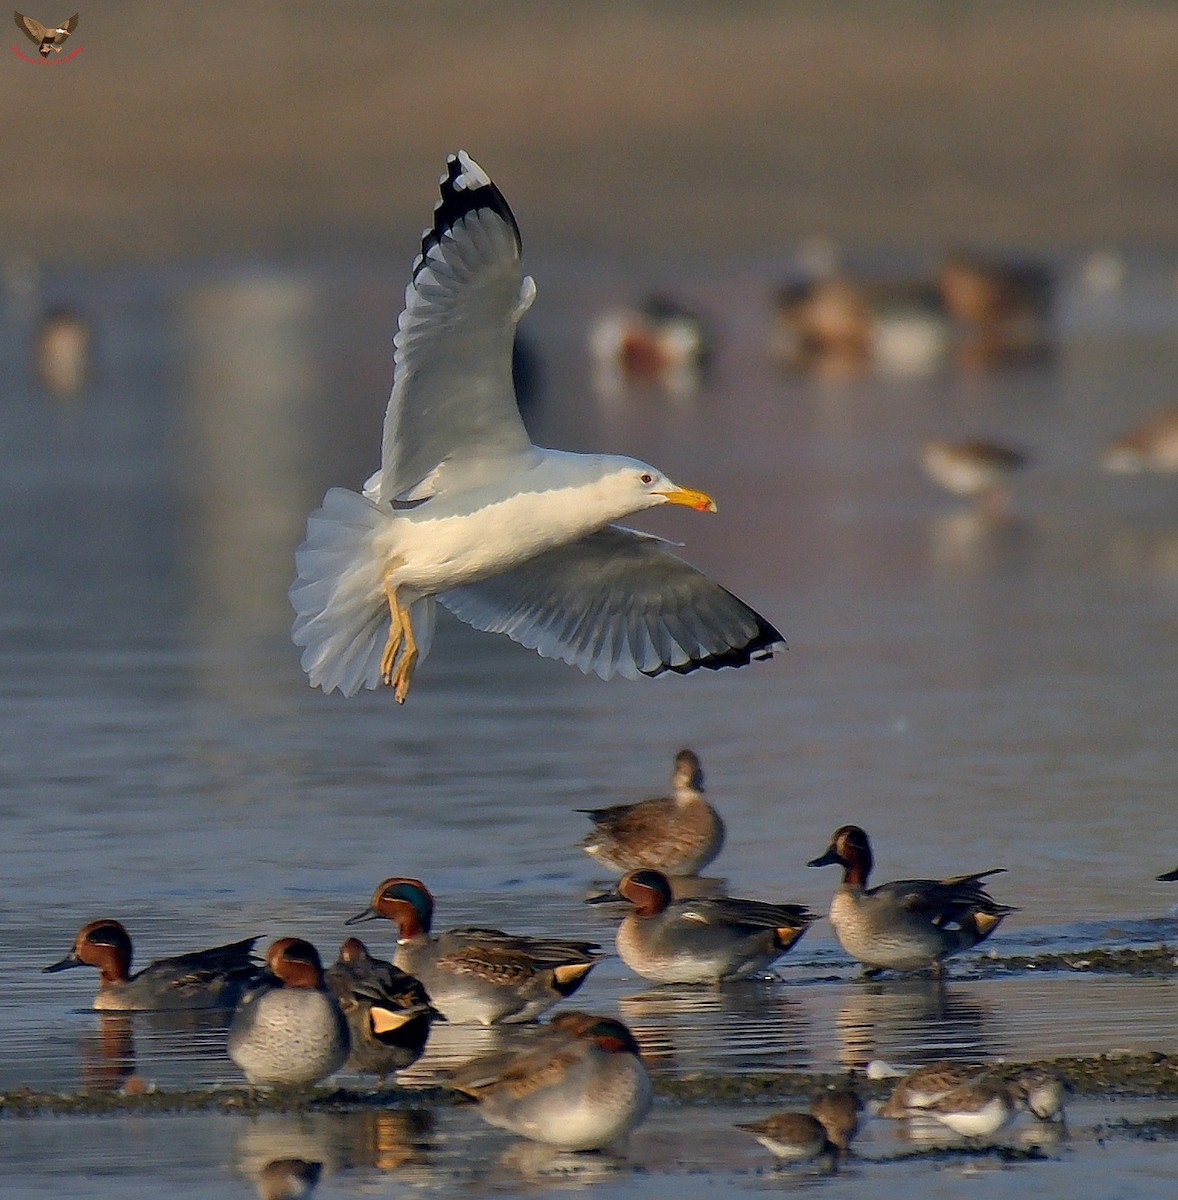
[348,877,602,1025]
[450,1011,652,1151]
[228,938,349,1088]
[43,918,260,1012]
[324,936,437,1079]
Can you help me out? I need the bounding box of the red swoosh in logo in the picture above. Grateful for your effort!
[12,44,84,64]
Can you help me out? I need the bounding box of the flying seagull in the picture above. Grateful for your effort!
[15,12,78,56]
[290,153,785,702]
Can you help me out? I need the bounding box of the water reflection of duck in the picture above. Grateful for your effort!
[589,295,711,396]
[1102,407,1178,473]
[836,979,992,1070]
[616,978,811,1073]
[256,1158,322,1200]
[33,305,90,397]
[77,1013,136,1093]
[578,748,725,877]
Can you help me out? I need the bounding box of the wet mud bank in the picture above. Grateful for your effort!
[3,1052,1176,1120]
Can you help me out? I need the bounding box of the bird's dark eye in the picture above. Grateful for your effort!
[640,473,653,484]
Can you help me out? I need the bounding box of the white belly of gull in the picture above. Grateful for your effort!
[386,478,615,596]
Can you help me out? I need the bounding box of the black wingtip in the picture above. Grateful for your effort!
[413,152,520,283]
[640,599,787,678]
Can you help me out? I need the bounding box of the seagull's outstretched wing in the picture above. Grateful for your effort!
[439,526,786,680]
[372,152,535,506]
[15,13,49,42]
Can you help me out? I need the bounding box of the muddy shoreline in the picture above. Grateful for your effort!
[3,1051,1176,1118]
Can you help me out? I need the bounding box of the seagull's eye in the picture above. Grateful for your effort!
[640,473,654,485]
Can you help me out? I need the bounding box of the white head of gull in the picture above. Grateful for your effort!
[290,152,785,702]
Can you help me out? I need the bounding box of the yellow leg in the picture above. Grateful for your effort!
[380,582,404,687]
[391,598,419,704]
[380,572,419,703]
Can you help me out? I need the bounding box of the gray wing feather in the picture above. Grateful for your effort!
[375,153,533,504]
[438,526,785,680]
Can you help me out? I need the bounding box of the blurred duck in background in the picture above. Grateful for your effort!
[589,294,711,396]
[771,248,1054,375]
[937,251,1055,368]
[1101,408,1178,473]
[772,275,948,377]
[34,305,91,397]
[920,437,1030,515]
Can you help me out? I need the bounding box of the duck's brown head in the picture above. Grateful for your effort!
[337,936,373,965]
[808,825,874,886]
[267,938,325,989]
[44,919,133,984]
[617,868,674,916]
[552,1011,643,1056]
[671,748,704,793]
[346,877,434,938]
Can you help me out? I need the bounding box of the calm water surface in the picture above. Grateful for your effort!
[1,254,1177,1193]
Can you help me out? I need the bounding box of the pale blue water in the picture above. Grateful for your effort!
[1,254,1177,1194]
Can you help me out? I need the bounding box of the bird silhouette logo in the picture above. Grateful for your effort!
[14,11,78,57]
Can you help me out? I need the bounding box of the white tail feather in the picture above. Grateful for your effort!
[289,488,434,696]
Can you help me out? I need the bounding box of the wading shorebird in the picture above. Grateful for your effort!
[920,438,1029,511]
[290,153,784,703]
